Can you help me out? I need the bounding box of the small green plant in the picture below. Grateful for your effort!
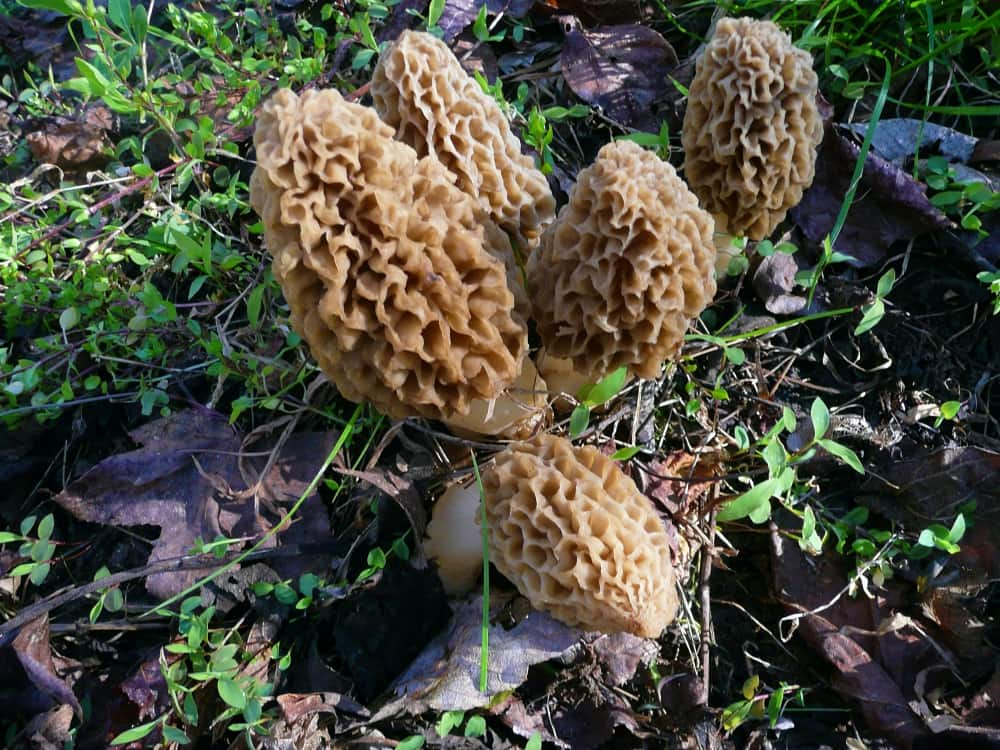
[356,532,411,582]
[89,566,125,622]
[0,513,57,586]
[435,710,487,738]
[977,270,1000,314]
[854,268,897,335]
[520,104,588,175]
[720,674,806,733]
[718,398,863,525]
[569,366,629,439]
[113,596,285,745]
[925,156,1000,234]
[618,120,672,160]
[252,572,324,610]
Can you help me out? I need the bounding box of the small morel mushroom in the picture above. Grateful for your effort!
[527,140,716,381]
[250,88,527,420]
[681,16,824,241]
[482,433,679,637]
[372,30,556,252]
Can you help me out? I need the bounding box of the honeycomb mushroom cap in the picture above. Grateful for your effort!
[681,16,823,241]
[527,140,716,381]
[250,88,527,420]
[482,434,678,637]
[372,30,556,252]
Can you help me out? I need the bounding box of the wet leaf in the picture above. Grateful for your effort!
[11,615,82,719]
[771,532,927,748]
[792,126,952,267]
[850,118,978,165]
[53,409,335,600]
[378,596,581,715]
[752,252,808,314]
[26,105,114,171]
[436,0,532,41]
[561,23,677,130]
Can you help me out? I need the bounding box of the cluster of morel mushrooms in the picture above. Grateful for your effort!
[249,18,823,639]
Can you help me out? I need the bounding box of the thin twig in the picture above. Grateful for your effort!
[0,542,338,645]
[698,498,718,707]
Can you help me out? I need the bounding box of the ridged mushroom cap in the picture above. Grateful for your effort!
[681,16,823,240]
[527,140,716,381]
[249,88,527,420]
[482,433,678,637]
[372,30,556,252]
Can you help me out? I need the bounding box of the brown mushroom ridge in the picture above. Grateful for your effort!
[250,88,527,419]
[482,433,678,637]
[372,30,556,252]
[527,140,716,381]
[681,16,823,241]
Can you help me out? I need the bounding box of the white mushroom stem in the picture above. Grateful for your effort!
[443,358,550,439]
[423,482,483,596]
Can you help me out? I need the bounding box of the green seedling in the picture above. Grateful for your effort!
[569,366,628,439]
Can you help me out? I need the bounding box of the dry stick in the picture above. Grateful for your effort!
[16,161,186,257]
[698,494,719,708]
[0,542,334,645]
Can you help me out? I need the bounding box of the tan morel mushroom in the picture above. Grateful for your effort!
[681,16,824,241]
[527,140,716,382]
[482,433,679,637]
[249,88,527,420]
[372,30,556,252]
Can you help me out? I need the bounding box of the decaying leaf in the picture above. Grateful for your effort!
[437,0,533,40]
[792,125,952,267]
[771,533,928,747]
[15,704,74,750]
[332,563,451,702]
[276,692,368,724]
[26,105,114,171]
[850,118,979,166]
[561,23,677,129]
[753,252,808,314]
[53,409,335,599]
[585,632,658,687]
[11,616,82,720]
[865,447,1000,577]
[120,657,170,723]
[378,595,581,715]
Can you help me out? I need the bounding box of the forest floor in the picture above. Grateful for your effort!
[1,0,999,748]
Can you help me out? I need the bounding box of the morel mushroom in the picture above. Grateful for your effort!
[250,88,527,420]
[681,16,823,241]
[482,433,678,637]
[527,140,716,381]
[372,30,556,252]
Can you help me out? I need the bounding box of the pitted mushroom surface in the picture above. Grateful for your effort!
[527,140,716,381]
[681,16,823,241]
[482,433,679,637]
[372,30,556,253]
[250,88,527,420]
